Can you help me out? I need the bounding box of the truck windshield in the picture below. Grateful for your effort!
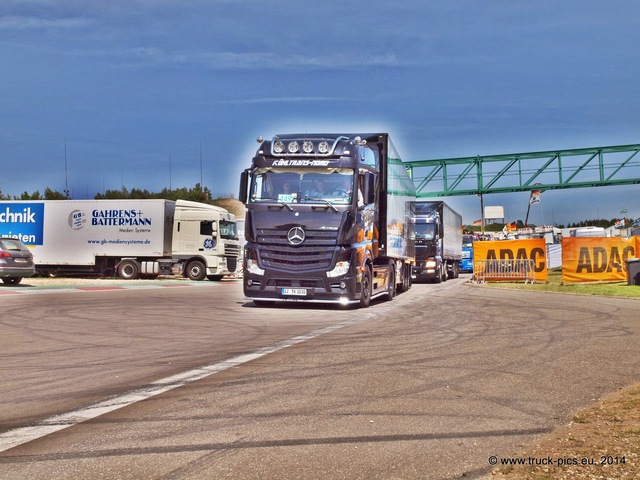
[219,220,238,240]
[462,236,474,248]
[250,168,355,205]
[415,224,435,240]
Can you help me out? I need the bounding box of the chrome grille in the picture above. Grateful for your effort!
[257,228,338,271]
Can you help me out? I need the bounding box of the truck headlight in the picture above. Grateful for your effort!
[246,258,264,275]
[327,260,350,278]
[426,259,437,268]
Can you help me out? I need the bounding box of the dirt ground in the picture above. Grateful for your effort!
[490,383,640,479]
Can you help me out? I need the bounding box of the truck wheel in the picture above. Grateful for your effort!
[385,263,396,301]
[359,266,372,308]
[186,260,207,281]
[397,265,406,292]
[453,263,460,279]
[207,275,224,281]
[403,264,412,291]
[117,260,139,280]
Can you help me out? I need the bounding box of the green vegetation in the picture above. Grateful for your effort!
[1,184,216,202]
[481,269,640,299]
[0,184,246,218]
[0,187,67,200]
[463,216,634,232]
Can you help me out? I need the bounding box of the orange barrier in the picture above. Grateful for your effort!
[562,237,640,283]
[473,239,548,282]
[473,259,535,284]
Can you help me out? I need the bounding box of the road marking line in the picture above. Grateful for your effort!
[0,316,365,453]
[0,282,216,296]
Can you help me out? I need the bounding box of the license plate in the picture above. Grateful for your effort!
[14,258,28,263]
[281,288,307,296]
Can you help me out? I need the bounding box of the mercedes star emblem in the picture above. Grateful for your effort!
[287,226,305,245]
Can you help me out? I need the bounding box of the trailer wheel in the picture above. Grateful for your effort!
[359,266,372,308]
[400,264,411,292]
[186,260,207,281]
[385,263,396,301]
[397,265,405,293]
[453,262,460,279]
[117,260,139,280]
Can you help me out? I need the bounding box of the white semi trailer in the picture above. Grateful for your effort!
[0,199,240,280]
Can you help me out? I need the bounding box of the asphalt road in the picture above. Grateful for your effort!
[0,277,638,479]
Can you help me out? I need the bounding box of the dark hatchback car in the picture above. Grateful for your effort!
[0,237,36,285]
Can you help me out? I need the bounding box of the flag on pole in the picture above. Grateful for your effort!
[529,189,541,205]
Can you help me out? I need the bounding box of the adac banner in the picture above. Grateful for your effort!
[562,237,640,283]
[473,238,548,282]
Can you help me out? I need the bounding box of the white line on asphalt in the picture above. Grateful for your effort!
[0,316,366,453]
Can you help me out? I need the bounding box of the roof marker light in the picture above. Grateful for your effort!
[303,141,314,153]
[273,141,285,154]
[288,141,300,153]
[318,141,330,154]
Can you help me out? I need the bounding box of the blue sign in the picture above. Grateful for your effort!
[0,202,45,246]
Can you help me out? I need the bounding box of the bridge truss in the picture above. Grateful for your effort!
[405,143,640,198]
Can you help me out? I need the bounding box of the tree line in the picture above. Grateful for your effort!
[0,184,217,203]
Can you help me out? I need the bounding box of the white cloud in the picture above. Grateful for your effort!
[0,15,92,29]
[122,48,405,70]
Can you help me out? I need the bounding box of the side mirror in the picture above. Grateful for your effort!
[239,170,250,204]
[362,172,376,205]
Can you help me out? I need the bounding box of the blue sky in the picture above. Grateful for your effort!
[1,0,639,225]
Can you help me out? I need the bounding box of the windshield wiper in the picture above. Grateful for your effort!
[277,200,294,211]
[257,197,295,211]
[305,197,338,212]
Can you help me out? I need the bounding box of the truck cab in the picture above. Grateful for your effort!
[459,234,475,273]
[172,200,240,280]
[411,201,462,282]
[239,133,415,307]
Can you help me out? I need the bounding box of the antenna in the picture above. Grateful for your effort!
[199,141,203,190]
[64,137,69,199]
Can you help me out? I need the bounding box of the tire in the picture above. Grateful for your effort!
[399,264,412,293]
[359,266,372,308]
[186,260,207,281]
[385,263,396,301]
[397,265,406,293]
[207,275,224,281]
[447,261,459,280]
[117,260,139,280]
[434,264,443,284]
[2,277,22,285]
[404,264,412,291]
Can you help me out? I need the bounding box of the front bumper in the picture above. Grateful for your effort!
[412,266,437,281]
[244,271,361,305]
